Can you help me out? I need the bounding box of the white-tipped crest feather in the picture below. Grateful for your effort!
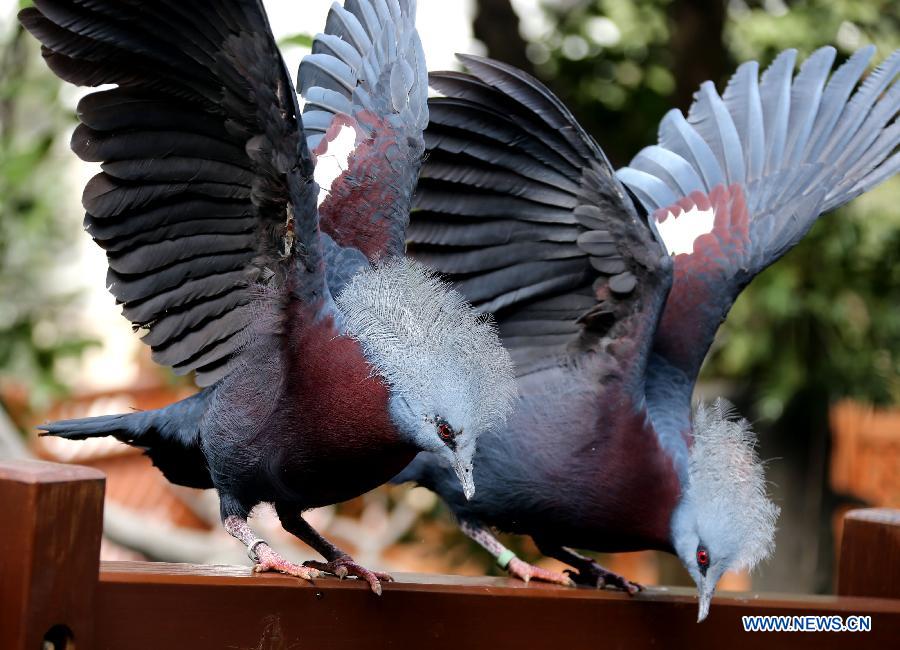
[685,398,780,571]
[335,258,517,435]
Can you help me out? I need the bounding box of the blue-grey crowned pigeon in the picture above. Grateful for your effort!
[398,47,898,618]
[21,0,516,594]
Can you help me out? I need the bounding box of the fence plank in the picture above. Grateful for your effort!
[838,508,900,599]
[96,562,900,650]
[0,460,105,650]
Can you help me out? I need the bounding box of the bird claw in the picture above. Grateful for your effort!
[251,543,320,582]
[565,565,641,595]
[507,557,575,587]
[303,556,392,595]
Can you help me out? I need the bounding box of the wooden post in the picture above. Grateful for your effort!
[0,460,105,650]
[838,508,900,599]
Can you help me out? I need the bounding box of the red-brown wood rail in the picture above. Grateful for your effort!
[2,459,899,650]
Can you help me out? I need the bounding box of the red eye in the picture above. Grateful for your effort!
[697,548,710,567]
[438,423,454,440]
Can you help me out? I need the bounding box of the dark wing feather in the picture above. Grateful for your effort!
[410,54,671,376]
[298,0,427,265]
[618,46,899,381]
[20,0,321,386]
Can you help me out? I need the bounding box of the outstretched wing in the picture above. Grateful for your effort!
[409,55,671,375]
[618,46,899,381]
[20,0,321,386]
[298,0,427,264]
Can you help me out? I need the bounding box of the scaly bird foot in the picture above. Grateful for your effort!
[252,543,320,582]
[566,563,641,595]
[507,557,575,587]
[303,555,393,595]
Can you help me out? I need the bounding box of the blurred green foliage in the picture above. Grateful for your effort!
[727,0,900,63]
[525,0,900,417]
[528,0,676,164]
[0,20,96,406]
[278,32,314,48]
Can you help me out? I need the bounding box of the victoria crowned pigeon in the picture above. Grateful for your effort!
[397,47,899,618]
[21,0,516,594]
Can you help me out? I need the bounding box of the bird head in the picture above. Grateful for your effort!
[335,258,517,500]
[670,399,780,622]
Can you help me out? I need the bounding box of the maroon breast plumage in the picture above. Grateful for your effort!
[278,310,416,507]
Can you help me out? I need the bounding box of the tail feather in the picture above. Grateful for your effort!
[40,411,152,442]
[40,389,214,489]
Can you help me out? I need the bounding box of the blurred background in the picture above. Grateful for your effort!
[0,0,897,595]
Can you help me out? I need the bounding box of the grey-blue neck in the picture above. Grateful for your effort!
[644,352,693,486]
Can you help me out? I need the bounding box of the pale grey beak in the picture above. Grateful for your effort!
[697,578,715,622]
[454,456,475,500]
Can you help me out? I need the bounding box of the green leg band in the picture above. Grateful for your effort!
[496,549,517,570]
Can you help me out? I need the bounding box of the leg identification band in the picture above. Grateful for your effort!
[496,549,517,570]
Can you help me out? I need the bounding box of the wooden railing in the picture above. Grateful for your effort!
[2,460,899,650]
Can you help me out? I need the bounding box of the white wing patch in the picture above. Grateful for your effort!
[314,124,358,206]
[655,204,716,256]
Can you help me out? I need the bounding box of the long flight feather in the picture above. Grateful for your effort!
[783,46,836,166]
[658,109,725,191]
[723,60,765,182]
[687,81,746,186]
[758,49,797,176]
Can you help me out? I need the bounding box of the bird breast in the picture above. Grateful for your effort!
[205,310,416,510]
[273,313,417,506]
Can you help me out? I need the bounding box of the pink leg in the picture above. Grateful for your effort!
[460,520,575,587]
[506,557,576,586]
[223,515,319,582]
